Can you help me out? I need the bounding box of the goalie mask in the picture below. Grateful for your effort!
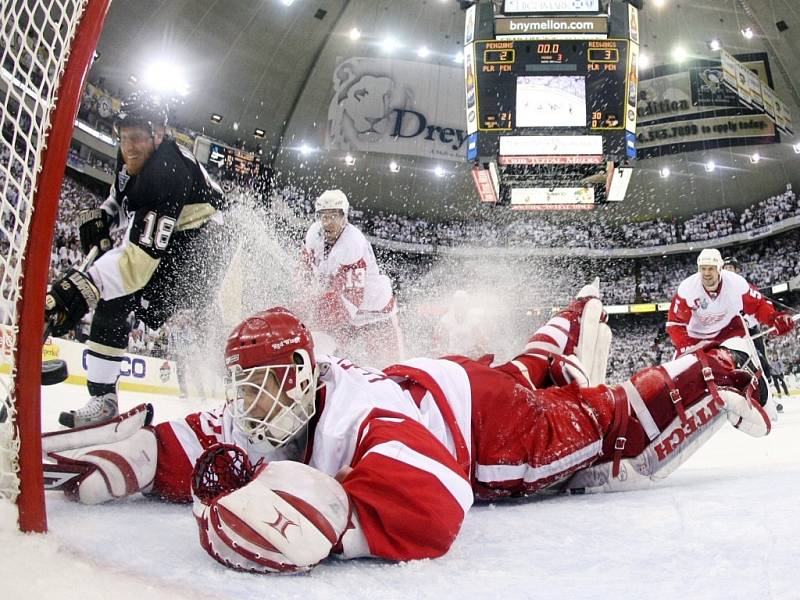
[224,308,319,448]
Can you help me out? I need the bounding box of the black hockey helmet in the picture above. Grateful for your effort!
[115,91,169,136]
[723,256,741,271]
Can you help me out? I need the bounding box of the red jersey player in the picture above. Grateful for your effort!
[300,189,403,365]
[667,248,794,355]
[43,284,774,574]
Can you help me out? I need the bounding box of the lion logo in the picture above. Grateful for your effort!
[327,59,413,151]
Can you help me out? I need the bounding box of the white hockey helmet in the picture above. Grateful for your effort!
[696,248,724,270]
[315,189,349,217]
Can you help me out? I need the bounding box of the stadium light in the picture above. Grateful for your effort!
[381,37,400,53]
[349,28,361,41]
[143,60,189,96]
[652,0,666,7]
[749,152,761,164]
[672,46,687,62]
[707,39,722,51]
[299,143,313,156]
[389,160,400,173]
[794,143,800,154]
[434,165,445,177]
[453,51,464,63]
[344,154,355,166]
[210,113,223,123]
[417,46,430,58]
[741,27,754,39]
[232,122,239,131]
[659,167,671,178]
[704,160,716,172]
[638,53,650,69]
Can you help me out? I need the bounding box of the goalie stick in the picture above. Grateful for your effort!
[1,248,101,423]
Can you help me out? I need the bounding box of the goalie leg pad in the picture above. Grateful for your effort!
[565,393,728,493]
[566,348,771,493]
[42,403,153,454]
[48,427,157,504]
[193,461,351,573]
[576,298,611,386]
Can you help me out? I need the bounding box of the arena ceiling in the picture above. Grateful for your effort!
[88,0,800,221]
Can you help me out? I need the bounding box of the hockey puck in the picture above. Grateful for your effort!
[42,359,69,386]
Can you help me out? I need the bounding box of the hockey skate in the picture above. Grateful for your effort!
[58,392,119,428]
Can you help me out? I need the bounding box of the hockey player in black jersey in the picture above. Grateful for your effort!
[45,91,230,427]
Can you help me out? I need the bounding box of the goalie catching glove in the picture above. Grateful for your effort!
[192,444,352,573]
[45,269,99,336]
[77,208,113,256]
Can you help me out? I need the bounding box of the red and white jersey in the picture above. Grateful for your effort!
[307,355,472,478]
[303,222,395,327]
[149,296,617,561]
[666,270,777,350]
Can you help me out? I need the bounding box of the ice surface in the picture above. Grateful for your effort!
[2,380,799,599]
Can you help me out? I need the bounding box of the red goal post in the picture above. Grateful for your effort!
[1,0,111,532]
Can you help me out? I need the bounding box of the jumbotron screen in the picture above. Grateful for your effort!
[208,142,265,178]
[468,38,636,159]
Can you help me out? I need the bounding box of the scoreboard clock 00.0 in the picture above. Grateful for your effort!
[473,38,631,133]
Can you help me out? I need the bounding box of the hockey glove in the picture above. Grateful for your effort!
[192,443,257,504]
[45,270,100,336]
[77,208,113,256]
[770,311,795,336]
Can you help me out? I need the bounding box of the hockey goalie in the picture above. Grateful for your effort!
[42,283,777,574]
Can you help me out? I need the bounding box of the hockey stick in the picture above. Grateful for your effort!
[750,313,800,340]
[42,245,100,386]
[0,249,100,423]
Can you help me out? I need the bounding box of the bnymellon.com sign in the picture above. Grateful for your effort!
[495,15,608,38]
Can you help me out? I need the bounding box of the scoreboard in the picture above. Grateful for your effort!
[467,38,637,161]
[208,142,266,179]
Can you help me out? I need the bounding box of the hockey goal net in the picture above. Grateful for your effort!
[0,0,110,532]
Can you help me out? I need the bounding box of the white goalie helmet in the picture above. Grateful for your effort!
[315,189,349,217]
[696,248,724,270]
[224,308,320,448]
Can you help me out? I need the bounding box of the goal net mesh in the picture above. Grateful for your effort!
[0,0,90,506]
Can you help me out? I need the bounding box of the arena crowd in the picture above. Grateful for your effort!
[26,170,798,388]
